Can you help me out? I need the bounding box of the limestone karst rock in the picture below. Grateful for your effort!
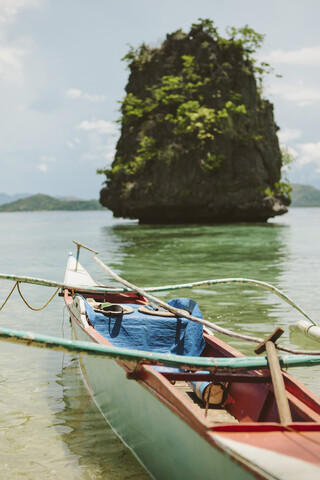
[99,20,290,223]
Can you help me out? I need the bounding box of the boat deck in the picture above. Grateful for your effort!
[174,381,238,424]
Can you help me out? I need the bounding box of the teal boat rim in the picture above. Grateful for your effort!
[1,325,320,370]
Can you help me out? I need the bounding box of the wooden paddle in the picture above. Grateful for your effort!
[255,327,292,423]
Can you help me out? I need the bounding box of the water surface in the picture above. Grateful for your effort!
[0,208,319,479]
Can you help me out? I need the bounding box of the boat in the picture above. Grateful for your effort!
[61,249,320,480]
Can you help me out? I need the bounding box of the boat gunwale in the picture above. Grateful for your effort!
[64,289,215,431]
[64,288,320,428]
[66,292,281,480]
[63,257,320,477]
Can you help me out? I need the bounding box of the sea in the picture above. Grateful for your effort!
[0,208,319,479]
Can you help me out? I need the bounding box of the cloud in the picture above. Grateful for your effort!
[0,46,27,81]
[264,45,320,66]
[0,0,44,25]
[66,137,82,149]
[37,154,55,172]
[37,163,48,172]
[66,88,107,102]
[296,142,320,170]
[104,152,115,161]
[277,129,301,144]
[76,119,118,135]
[75,119,118,166]
[268,82,320,106]
[0,1,45,82]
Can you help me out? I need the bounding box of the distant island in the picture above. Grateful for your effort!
[0,185,319,212]
[0,194,104,212]
[290,184,320,207]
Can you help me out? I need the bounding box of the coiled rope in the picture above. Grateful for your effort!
[0,282,60,312]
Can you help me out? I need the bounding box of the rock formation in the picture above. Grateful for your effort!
[100,20,290,223]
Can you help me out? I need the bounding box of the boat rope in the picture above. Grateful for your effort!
[93,256,320,356]
[0,281,60,312]
[16,282,60,311]
[0,281,18,311]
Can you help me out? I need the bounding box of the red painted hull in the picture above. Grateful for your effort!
[64,286,320,479]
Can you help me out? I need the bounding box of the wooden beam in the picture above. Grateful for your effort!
[255,328,292,423]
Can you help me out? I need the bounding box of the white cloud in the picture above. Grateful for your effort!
[264,46,320,66]
[66,137,82,149]
[0,46,27,81]
[0,1,45,82]
[66,88,107,102]
[296,142,320,170]
[104,152,114,161]
[37,163,48,172]
[77,119,118,135]
[75,120,118,166]
[277,129,301,144]
[37,154,55,172]
[268,82,320,106]
[0,0,44,25]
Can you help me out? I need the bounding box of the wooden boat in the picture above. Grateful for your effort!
[63,252,320,480]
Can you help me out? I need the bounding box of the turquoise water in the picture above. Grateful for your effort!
[0,208,319,479]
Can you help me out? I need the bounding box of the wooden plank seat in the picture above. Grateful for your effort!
[174,381,239,424]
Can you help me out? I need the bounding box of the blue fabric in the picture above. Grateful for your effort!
[79,296,205,357]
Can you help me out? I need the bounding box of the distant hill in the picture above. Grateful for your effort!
[1,186,319,211]
[0,193,30,205]
[0,194,104,212]
[291,184,320,207]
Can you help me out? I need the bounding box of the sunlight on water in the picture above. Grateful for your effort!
[0,208,319,478]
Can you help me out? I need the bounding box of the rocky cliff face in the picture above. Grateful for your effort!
[100,20,290,223]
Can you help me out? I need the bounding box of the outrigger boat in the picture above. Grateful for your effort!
[61,246,320,480]
[1,243,320,479]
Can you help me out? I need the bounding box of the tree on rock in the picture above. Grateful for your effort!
[99,19,291,223]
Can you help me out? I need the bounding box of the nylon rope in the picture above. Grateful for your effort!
[0,281,18,311]
[16,282,60,311]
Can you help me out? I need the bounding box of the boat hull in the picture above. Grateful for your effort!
[71,318,263,480]
[63,253,320,480]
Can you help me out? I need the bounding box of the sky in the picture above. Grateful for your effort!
[0,0,320,199]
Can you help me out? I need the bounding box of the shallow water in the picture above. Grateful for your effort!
[0,208,319,479]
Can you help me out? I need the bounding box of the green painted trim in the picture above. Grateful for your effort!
[1,325,320,370]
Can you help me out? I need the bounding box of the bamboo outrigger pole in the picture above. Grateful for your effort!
[0,272,125,293]
[93,256,320,356]
[1,324,320,370]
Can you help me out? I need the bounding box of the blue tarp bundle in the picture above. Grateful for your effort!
[79,296,205,357]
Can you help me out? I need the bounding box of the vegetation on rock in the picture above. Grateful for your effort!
[99,19,290,223]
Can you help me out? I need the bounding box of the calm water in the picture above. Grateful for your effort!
[0,208,319,479]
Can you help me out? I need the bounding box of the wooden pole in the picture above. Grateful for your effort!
[255,327,292,423]
[73,241,99,271]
